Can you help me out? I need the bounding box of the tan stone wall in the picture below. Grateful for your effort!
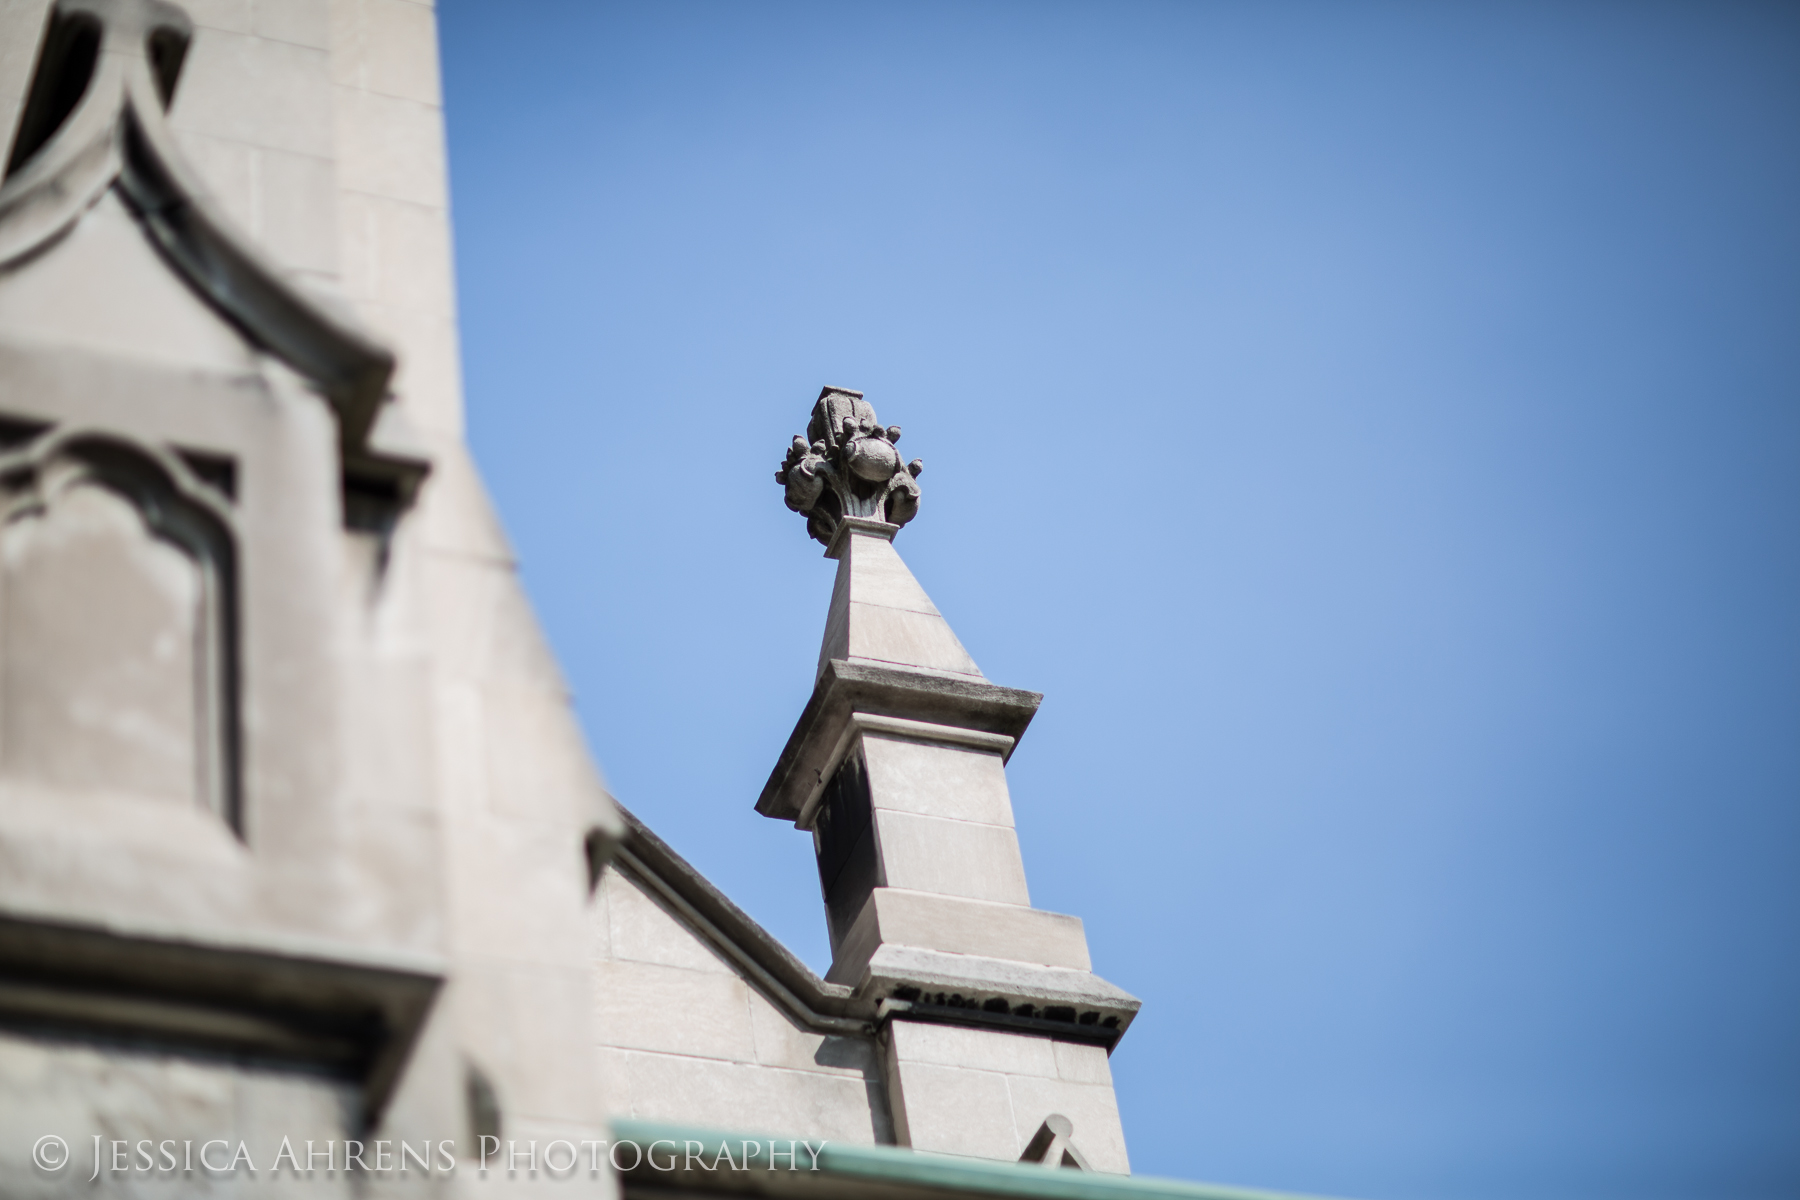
[592,868,892,1147]
[885,1022,1129,1173]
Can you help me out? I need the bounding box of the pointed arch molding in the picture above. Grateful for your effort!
[0,425,242,831]
[0,0,397,451]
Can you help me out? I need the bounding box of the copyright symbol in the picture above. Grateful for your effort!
[32,1135,68,1171]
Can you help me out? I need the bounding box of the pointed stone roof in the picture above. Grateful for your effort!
[818,518,983,682]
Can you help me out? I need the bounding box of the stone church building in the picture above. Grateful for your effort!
[0,3,1290,1197]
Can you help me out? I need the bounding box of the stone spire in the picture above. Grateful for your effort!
[759,387,1139,1170]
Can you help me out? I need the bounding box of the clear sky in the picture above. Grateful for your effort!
[435,4,1800,1198]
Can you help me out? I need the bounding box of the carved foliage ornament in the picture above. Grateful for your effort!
[776,387,923,546]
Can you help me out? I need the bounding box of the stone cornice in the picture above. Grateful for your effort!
[0,908,442,1123]
[757,658,1043,824]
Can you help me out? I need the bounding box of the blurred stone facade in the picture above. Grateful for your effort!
[0,2,1138,1193]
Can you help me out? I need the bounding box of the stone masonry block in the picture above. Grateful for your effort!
[842,602,982,678]
[888,1018,1058,1079]
[0,193,253,371]
[366,195,456,315]
[481,681,607,826]
[335,186,379,303]
[254,148,340,276]
[335,87,448,208]
[169,30,334,158]
[0,1032,356,1194]
[600,1048,887,1147]
[415,443,516,562]
[445,806,591,966]
[591,871,614,962]
[333,0,442,104]
[842,535,944,616]
[605,871,736,975]
[454,961,605,1125]
[1052,1039,1114,1086]
[872,809,1031,905]
[253,0,331,49]
[169,130,256,239]
[363,304,465,436]
[861,735,1016,827]
[747,1000,884,1079]
[592,961,756,1063]
[874,888,1089,969]
[888,1059,1018,1158]
[182,0,251,35]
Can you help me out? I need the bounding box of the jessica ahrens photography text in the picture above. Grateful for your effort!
[30,1134,829,1179]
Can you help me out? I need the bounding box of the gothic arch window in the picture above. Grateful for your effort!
[0,429,239,831]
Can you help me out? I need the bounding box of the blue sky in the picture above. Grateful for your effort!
[436,4,1800,1197]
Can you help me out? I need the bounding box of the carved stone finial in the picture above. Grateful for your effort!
[774,387,923,547]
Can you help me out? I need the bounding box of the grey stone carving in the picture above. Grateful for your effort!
[777,387,924,545]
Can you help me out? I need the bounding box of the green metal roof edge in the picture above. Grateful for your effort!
[610,1119,1345,1200]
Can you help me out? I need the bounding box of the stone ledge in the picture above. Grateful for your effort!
[860,946,1140,1050]
[827,889,1092,987]
[796,714,1017,830]
[758,659,1042,823]
[0,909,441,1121]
